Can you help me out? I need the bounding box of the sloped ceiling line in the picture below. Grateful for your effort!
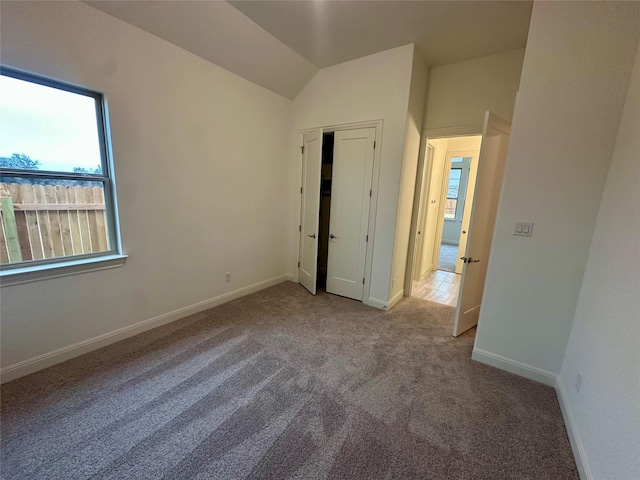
[86,0,532,99]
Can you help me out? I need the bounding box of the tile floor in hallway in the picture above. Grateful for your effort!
[411,269,461,306]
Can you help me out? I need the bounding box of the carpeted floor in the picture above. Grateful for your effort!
[0,281,578,479]
[438,243,459,272]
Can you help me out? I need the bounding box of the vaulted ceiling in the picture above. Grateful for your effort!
[86,1,533,99]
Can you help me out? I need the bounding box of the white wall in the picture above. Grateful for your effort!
[557,39,640,480]
[0,1,292,372]
[424,49,525,132]
[474,1,640,378]
[389,47,428,304]
[442,222,460,246]
[445,136,483,154]
[291,44,416,306]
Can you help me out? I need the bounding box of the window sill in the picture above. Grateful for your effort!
[0,254,128,287]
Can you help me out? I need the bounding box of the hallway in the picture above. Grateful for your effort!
[438,243,458,272]
[411,269,461,307]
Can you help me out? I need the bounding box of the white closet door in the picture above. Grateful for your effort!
[326,128,375,301]
[298,129,322,295]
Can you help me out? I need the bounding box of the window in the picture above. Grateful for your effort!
[444,168,462,219]
[0,67,124,283]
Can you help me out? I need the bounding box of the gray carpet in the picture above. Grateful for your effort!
[438,243,459,272]
[1,281,578,479]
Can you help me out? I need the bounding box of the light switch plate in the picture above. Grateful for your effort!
[514,222,534,237]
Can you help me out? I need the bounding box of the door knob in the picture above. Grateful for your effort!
[460,257,480,264]
[308,234,316,239]
[462,230,466,234]
[329,234,337,239]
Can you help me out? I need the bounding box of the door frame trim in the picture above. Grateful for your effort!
[296,119,383,307]
[431,152,453,273]
[404,127,483,296]
[423,125,483,139]
[406,141,434,288]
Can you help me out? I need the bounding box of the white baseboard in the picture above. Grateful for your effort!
[556,379,593,480]
[420,264,433,280]
[1,274,294,384]
[471,348,557,386]
[387,290,404,310]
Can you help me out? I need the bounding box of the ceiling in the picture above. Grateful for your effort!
[86,0,533,99]
[85,0,317,99]
[230,1,532,69]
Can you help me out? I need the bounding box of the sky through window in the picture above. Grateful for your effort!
[0,74,101,172]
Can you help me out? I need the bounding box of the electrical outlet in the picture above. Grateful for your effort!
[575,372,583,393]
[225,272,231,283]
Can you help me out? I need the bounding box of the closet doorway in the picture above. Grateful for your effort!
[298,121,380,302]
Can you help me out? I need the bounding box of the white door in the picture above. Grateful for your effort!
[412,144,435,282]
[453,112,511,336]
[455,152,481,274]
[326,128,375,300]
[422,138,448,277]
[298,129,323,294]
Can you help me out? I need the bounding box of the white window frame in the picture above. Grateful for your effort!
[0,67,126,286]
[444,156,471,222]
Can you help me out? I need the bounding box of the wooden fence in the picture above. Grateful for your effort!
[0,182,110,264]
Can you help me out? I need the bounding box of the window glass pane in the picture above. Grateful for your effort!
[451,157,464,163]
[0,75,102,173]
[0,177,111,265]
[447,168,461,199]
[444,199,457,219]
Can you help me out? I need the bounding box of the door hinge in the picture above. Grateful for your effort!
[298,261,300,268]
[369,189,372,197]
[298,225,301,232]
[366,234,368,242]
[373,141,376,149]
[362,277,365,285]
[300,187,303,194]
[301,146,305,154]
